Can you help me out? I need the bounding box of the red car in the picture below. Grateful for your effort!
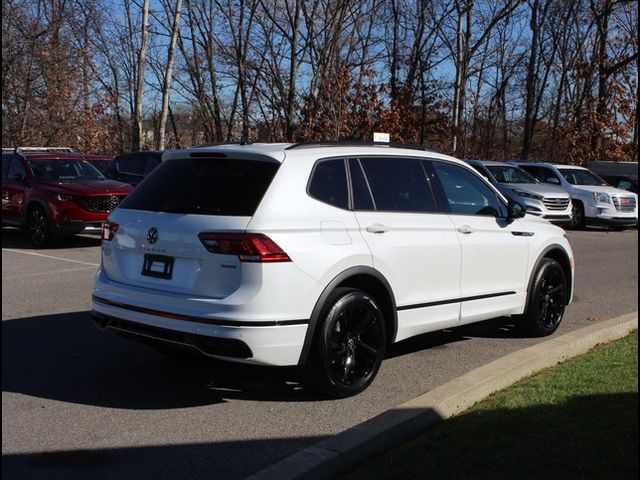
[2,147,133,246]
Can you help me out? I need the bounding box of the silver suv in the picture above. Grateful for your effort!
[466,160,572,226]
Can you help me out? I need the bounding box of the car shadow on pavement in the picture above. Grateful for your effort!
[3,312,526,408]
[2,311,315,409]
[387,316,520,359]
[1,227,101,249]
[453,316,521,339]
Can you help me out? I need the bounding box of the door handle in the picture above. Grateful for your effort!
[457,225,475,234]
[366,223,389,234]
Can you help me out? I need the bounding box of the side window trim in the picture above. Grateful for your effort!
[348,158,377,211]
[421,160,451,213]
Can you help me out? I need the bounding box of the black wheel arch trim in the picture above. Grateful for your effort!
[525,244,573,312]
[298,266,397,366]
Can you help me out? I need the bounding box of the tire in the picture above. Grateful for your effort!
[517,258,567,337]
[28,205,52,247]
[569,201,585,230]
[303,288,386,398]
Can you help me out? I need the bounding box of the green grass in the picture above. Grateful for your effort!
[339,333,638,480]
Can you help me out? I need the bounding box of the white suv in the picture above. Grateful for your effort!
[92,142,574,397]
[516,162,638,229]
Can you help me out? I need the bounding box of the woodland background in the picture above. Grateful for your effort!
[2,0,638,163]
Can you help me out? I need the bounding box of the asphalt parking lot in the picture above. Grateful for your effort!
[2,227,638,480]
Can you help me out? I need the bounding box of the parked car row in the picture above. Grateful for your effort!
[462,159,638,230]
[512,161,638,229]
[2,146,637,248]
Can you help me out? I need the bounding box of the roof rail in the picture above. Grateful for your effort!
[9,147,75,154]
[194,142,239,148]
[285,140,437,152]
[195,136,253,148]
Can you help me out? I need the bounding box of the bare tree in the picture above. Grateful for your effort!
[444,0,523,156]
[157,0,183,150]
[132,0,151,150]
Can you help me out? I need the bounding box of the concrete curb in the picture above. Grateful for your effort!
[248,312,638,480]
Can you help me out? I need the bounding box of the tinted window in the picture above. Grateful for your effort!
[469,164,492,181]
[90,160,116,177]
[359,157,437,212]
[120,158,279,216]
[433,162,505,217]
[349,158,374,210]
[521,165,559,183]
[27,159,103,180]
[2,154,14,179]
[308,159,349,209]
[7,158,27,181]
[126,156,145,175]
[486,165,538,184]
[144,156,161,174]
[558,168,607,186]
[115,155,131,174]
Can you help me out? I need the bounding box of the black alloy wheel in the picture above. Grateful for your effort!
[304,288,386,398]
[28,205,52,247]
[517,258,567,337]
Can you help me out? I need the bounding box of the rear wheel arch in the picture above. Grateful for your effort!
[298,266,397,366]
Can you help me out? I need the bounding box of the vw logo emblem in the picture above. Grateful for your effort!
[147,227,159,244]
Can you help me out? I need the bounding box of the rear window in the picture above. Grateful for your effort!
[119,158,279,216]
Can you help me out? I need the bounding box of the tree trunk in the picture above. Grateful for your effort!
[158,0,183,150]
[522,0,539,160]
[285,0,301,141]
[133,0,150,151]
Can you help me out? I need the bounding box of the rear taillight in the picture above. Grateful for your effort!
[198,233,291,263]
[102,221,119,241]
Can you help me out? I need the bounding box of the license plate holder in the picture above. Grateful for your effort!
[141,254,174,279]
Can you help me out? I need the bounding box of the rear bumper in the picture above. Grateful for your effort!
[91,295,309,366]
[92,310,254,358]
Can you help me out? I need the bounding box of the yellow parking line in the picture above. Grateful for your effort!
[1,248,99,267]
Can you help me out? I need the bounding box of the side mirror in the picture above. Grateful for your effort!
[546,177,560,185]
[507,198,526,223]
